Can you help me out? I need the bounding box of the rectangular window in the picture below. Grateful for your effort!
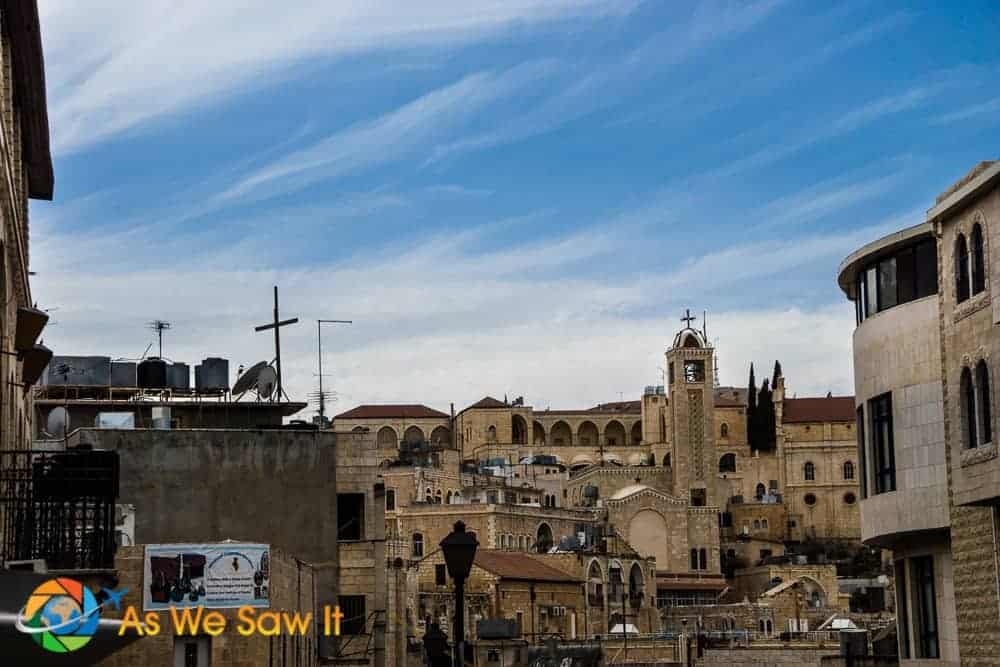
[337,493,365,541]
[174,637,210,667]
[856,406,868,499]
[897,246,916,304]
[878,256,898,310]
[895,560,910,659]
[856,272,866,324]
[871,393,896,494]
[915,239,938,298]
[913,556,939,658]
[865,266,878,317]
[339,595,367,635]
[435,564,447,586]
[385,488,395,512]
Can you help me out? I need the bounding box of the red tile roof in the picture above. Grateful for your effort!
[334,404,449,420]
[465,396,508,410]
[473,551,579,583]
[782,396,856,423]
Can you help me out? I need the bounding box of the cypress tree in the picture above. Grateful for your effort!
[772,360,783,388]
[758,378,776,451]
[747,364,758,449]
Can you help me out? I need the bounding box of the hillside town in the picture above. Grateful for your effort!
[1,2,999,666]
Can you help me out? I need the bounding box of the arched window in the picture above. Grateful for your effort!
[804,462,815,481]
[445,491,452,504]
[957,234,970,303]
[962,366,978,448]
[412,533,424,558]
[719,453,736,473]
[978,359,993,445]
[972,223,986,294]
[720,423,729,438]
[663,453,671,467]
[761,519,768,530]
[843,461,855,480]
[699,548,707,570]
[536,523,553,553]
[386,488,396,512]
[487,425,497,442]
[755,483,766,500]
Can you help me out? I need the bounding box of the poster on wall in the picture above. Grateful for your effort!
[143,543,270,610]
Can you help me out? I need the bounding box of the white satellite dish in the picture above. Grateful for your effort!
[256,366,277,399]
[46,407,70,438]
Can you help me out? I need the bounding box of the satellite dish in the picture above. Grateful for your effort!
[256,366,277,399]
[232,361,268,396]
[46,407,70,438]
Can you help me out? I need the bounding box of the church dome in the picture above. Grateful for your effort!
[610,484,650,500]
[672,327,707,349]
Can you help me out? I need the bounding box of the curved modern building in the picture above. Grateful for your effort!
[839,222,959,665]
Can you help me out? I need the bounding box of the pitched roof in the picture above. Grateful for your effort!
[782,396,856,423]
[466,396,508,410]
[473,551,579,583]
[334,404,449,420]
[589,400,641,413]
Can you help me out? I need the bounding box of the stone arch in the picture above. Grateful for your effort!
[512,414,528,445]
[430,426,450,446]
[604,420,626,448]
[578,421,599,447]
[631,421,642,446]
[608,560,625,605]
[533,421,546,445]
[755,482,766,500]
[551,421,572,446]
[536,523,554,553]
[351,426,366,433]
[628,562,644,600]
[487,424,497,442]
[627,509,668,566]
[957,232,971,302]
[403,425,425,445]
[377,426,398,448]
[719,453,736,473]
[663,452,671,467]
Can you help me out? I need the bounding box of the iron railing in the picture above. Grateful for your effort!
[1,448,119,569]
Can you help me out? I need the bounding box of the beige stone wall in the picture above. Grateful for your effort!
[566,465,673,507]
[98,545,318,667]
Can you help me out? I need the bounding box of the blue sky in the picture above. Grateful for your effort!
[31,1,1000,413]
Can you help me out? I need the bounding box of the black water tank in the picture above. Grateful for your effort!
[137,357,168,388]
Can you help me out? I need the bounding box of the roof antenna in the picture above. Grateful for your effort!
[702,310,708,339]
[147,320,171,358]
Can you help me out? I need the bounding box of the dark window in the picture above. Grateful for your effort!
[804,493,817,506]
[690,489,706,507]
[878,256,897,310]
[895,560,910,658]
[804,462,815,481]
[663,453,671,467]
[699,548,707,570]
[720,423,729,438]
[962,367,977,449]
[435,564,447,586]
[844,492,857,505]
[978,360,992,445]
[385,489,395,512]
[755,483,766,500]
[684,360,705,383]
[957,234,970,303]
[719,453,736,473]
[843,461,855,480]
[897,245,916,304]
[972,223,986,294]
[337,493,364,541]
[690,549,698,570]
[871,393,896,493]
[913,556,939,658]
[915,239,938,298]
[412,532,424,558]
[184,641,199,667]
[856,406,868,499]
[759,549,772,560]
[339,595,367,635]
[865,266,878,317]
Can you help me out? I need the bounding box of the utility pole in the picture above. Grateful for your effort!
[317,318,352,424]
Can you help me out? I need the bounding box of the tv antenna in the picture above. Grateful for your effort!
[147,320,172,357]
[317,318,353,424]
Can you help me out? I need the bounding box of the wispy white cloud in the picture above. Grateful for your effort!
[39,1,631,154]
[931,96,1000,125]
[216,62,558,203]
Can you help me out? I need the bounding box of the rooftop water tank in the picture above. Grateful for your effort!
[110,361,137,387]
[195,357,229,392]
[137,357,168,388]
[168,362,190,390]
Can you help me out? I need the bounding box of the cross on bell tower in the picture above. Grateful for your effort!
[681,309,696,328]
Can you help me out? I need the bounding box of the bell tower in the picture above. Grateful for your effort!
[666,310,717,507]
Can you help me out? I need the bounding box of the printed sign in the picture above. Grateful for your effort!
[143,543,270,611]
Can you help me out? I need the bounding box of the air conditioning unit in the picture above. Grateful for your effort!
[4,559,47,573]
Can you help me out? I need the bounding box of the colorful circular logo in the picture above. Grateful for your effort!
[15,577,100,653]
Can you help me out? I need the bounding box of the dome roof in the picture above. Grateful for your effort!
[610,484,650,500]
[672,327,707,349]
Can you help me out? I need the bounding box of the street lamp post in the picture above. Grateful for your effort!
[440,521,479,667]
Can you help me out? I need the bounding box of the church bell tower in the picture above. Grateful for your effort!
[667,310,717,507]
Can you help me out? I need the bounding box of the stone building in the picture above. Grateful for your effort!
[0,0,55,560]
[838,161,1000,664]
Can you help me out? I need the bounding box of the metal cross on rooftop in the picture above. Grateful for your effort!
[681,308,696,328]
[254,286,299,401]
